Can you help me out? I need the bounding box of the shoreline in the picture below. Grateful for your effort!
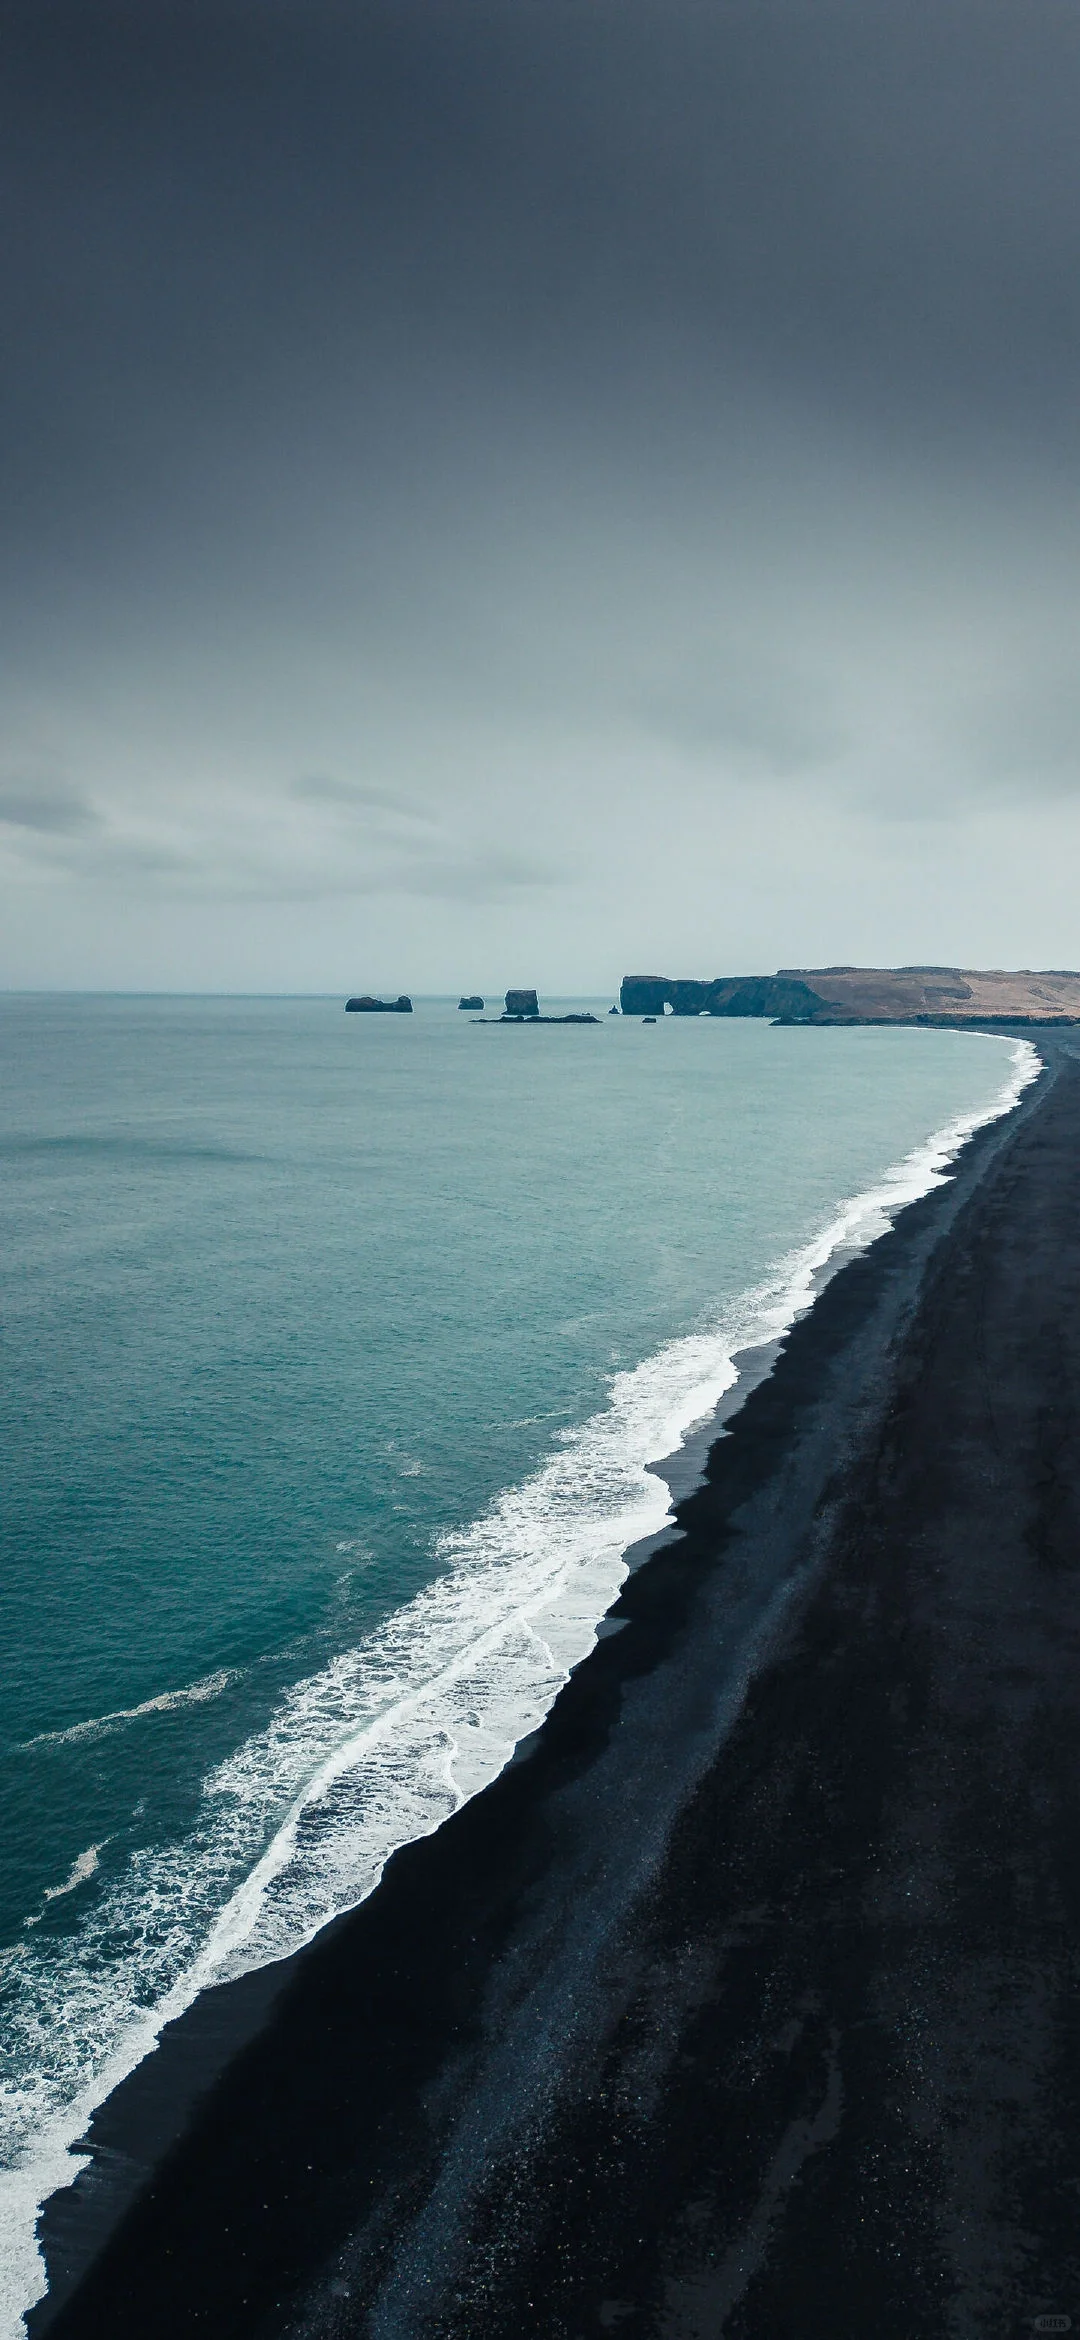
[10,1037,1030,2332]
[23,1026,1062,2338]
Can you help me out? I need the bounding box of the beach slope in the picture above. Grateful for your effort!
[32,1044,1080,2339]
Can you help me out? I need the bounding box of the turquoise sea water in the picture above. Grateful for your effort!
[0,995,1034,2330]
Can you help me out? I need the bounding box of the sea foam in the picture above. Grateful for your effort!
[19,1671,239,1751]
[0,1037,1038,2340]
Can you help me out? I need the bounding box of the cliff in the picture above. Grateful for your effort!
[620,975,825,1020]
[776,967,1080,1023]
[621,969,1080,1025]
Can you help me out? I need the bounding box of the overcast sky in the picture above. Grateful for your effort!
[4,0,1080,992]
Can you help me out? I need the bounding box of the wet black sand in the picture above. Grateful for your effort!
[31,1037,1080,2339]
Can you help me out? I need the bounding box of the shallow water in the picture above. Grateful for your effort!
[0,994,1035,2332]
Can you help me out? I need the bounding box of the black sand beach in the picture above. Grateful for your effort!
[31,1037,1080,2339]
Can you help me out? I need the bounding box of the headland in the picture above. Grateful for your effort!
[621,966,1080,1024]
[29,1032,1080,2340]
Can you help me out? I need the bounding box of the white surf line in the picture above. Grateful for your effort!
[185,1039,1042,1988]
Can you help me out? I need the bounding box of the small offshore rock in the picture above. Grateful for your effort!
[504,988,539,1018]
[458,996,484,1011]
[345,995,413,1013]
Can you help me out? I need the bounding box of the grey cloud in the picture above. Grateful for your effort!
[212,839,565,905]
[22,806,565,905]
[284,777,562,895]
[289,775,435,824]
[633,657,847,774]
[966,669,1080,790]
[391,848,566,903]
[0,777,102,833]
[25,830,200,881]
[91,840,198,877]
[231,851,564,906]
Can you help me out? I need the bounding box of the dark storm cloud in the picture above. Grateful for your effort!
[4,0,1080,984]
[7,0,1080,567]
[11,16,1080,636]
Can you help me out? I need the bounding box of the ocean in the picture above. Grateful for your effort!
[0,994,1036,2334]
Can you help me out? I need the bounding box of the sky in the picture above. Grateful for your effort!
[3,0,1080,993]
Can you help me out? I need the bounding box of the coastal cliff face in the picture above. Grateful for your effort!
[619,975,824,1020]
[777,966,1080,1021]
[621,969,1080,1024]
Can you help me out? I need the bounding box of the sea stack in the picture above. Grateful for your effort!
[458,995,484,1011]
[344,995,413,1013]
[504,988,539,1018]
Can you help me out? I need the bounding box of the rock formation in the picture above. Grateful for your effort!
[344,995,413,1013]
[504,989,539,1018]
[458,996,484,1011]
[619,975,823,1020]
[488,1010,600,1025]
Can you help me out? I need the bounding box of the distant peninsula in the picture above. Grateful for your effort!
[620,968,1080,1025]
